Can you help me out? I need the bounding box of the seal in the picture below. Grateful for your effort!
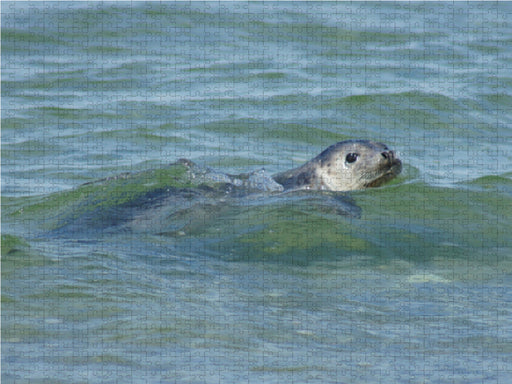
[272,140,402,191]
[20,139,401,235]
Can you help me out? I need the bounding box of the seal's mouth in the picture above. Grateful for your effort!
[365,158,402,188]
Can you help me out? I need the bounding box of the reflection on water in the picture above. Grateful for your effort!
[2,2,512,383]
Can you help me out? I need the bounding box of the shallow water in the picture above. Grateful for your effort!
[2,2,512,383]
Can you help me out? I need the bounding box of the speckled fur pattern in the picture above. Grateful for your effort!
[272,140,402,192]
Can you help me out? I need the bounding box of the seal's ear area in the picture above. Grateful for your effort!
[271,169,304,190]
[272,164,319,190]
[295,171,313,186]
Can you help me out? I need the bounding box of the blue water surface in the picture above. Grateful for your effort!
[2,2,512,383]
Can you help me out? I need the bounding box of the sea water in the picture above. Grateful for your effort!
[2,2,512,383]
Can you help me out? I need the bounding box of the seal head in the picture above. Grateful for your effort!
[272,140,402,192]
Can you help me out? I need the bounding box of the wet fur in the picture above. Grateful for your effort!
[272,140,401,192]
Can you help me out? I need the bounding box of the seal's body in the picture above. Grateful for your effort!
[272,140,402,192]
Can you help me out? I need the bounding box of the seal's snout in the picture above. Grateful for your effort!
[380,150,402,175]
[380,150,395,161]
[380,150,397,166]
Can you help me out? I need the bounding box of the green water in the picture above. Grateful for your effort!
[2,2,512,383]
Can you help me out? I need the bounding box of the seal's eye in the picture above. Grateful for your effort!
[345,153,359,164]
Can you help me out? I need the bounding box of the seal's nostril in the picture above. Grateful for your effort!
[381,151,395,160]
